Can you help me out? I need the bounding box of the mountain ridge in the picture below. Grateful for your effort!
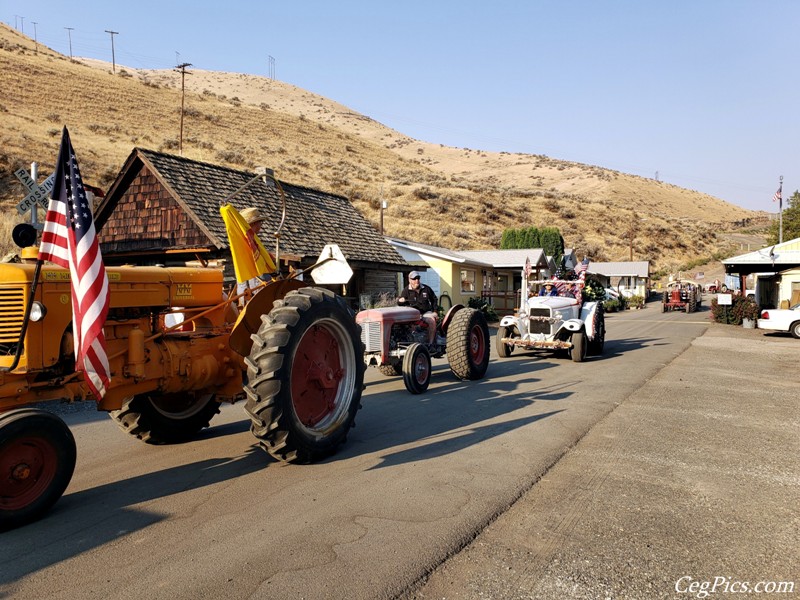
[0,23,767,274]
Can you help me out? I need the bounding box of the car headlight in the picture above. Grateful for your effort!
[29,301,47,322]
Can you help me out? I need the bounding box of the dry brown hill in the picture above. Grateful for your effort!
[0,23,767,274]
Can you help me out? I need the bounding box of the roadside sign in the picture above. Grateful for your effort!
[717,293,733,306]
[15,169,55,215]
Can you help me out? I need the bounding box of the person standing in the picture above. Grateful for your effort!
[236,207,270,303]
[398,271,437,314]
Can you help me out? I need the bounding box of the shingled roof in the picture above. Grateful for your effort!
[95,148,405,269]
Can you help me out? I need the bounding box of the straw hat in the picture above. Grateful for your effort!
[241,207,265,225]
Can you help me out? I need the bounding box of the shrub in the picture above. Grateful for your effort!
[627,294,645,309]
[604,299,621,312]
[467,296,499,322]
[711,294,759,325]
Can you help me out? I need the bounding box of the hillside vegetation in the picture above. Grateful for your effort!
[0,23,767,274]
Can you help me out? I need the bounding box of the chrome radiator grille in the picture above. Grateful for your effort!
[529,307,552,335]
[360,321,382,353]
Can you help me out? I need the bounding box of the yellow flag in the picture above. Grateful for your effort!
[220,204,277,283]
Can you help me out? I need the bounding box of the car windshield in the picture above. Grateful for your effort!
[790,303,800,311]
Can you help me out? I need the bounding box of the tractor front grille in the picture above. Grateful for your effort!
[0,286,25,354]
[529,307,552,335]
[360,321,382,353]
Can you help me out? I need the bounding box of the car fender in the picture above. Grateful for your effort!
[498,314,518,328]
[558,318,584,334]
[580,301,600,339]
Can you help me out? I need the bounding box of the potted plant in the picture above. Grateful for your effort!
[732,295,760,328]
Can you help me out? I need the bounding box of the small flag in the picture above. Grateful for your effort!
[574,257,590,281]
[220,203,276,283]
[773,186,782,203]
[38,127,110,399]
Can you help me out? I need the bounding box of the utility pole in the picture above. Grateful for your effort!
[175,62,193,155]
[778,175,784,244]
[105,30,118,73]
[268,55,275,79]
[19,16,24,34]
[379,185,386,235]
[31,21,38,54]
[64,27,74,59]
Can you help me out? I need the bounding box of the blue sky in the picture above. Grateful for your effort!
[4,1,797,212]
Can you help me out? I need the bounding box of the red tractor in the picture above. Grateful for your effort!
[662,280,701,313]
[355,305,490,394]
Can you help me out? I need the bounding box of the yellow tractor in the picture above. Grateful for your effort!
[0,187,364,531]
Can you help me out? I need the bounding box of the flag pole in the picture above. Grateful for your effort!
[779,175,783,244]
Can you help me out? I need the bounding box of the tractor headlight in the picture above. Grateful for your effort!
[29,301,47,322]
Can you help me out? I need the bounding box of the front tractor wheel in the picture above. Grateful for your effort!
[111,393,221,444]
[0,409,76,531]
[447,308,490,380]
[245,288,364,464]
[378,359,403,377]
[402,343,431,394]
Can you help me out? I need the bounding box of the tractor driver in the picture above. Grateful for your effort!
[398,271,437,315]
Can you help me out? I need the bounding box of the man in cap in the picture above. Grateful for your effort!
[398,270,437,315]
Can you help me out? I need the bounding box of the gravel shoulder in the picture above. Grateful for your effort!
[408,323,799,599]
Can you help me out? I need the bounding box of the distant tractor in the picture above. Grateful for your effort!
[662,281,701,313]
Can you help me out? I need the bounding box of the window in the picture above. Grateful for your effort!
[460,268,476,293]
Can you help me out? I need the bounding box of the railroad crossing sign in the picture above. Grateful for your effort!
[15,167,55,215]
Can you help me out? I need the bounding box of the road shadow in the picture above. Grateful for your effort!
[367,411,563,469]
[344,357,575,467]
[0,444,271,587]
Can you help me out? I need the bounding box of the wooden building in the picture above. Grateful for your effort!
[94,148,407,305]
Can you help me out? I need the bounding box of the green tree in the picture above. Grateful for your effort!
[768,190,800,244]
[539,227,564,257]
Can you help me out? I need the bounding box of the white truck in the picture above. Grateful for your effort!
[495,280,605,362]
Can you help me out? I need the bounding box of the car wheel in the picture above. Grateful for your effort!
[791,321,800,339]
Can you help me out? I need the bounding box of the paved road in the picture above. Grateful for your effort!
[411,309,799,599]
[3,302,791,599]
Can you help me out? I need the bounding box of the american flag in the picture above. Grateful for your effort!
[574,257,590,281]
[773,186,782,203]
[39,127,110,399]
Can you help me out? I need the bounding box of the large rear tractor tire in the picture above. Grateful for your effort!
[402,343,431,394]
[0,409,76,531]
[447,308,490,380]
[570,331,587,363]
[588,308,606,356]
[111,393,221,444]
[495,325,515,358]
[244,288,364,464]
